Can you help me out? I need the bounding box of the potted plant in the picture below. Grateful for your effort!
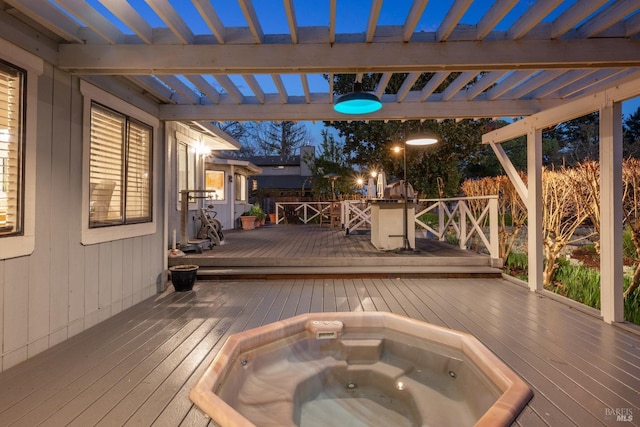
[169,264,199,292]
[248,205,266,227]
[240,211,256,230]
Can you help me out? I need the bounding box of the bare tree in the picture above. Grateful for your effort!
[542,167,595,285]
[622,158,640,298]
[247,121,310,156]
[567,161,601,253]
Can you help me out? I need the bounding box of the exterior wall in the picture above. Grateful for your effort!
[0,41,166,372]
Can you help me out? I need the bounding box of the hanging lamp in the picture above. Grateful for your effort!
[333,81,382,115]
[406,132,438,146]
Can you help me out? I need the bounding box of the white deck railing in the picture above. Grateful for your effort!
[274,201,330,225]
[275,196,499,261]
[414,196,499,261]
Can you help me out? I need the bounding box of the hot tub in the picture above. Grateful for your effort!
[190,312,532,427]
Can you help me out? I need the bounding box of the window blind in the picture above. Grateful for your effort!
[90,105,124,225]
[126,120,152,221]
[0,61,24,236]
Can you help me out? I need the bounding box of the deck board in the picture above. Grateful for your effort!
[1,278,639,426]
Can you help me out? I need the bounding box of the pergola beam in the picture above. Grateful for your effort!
[58,39,640,75]
[158,98,560,122]
[483,76,640,145]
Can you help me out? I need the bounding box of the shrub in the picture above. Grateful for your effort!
[504,251,528,280]
[623,226,636,259]
[506,251,528,270]
[551,263,601,309]
[417,212,439,227]
[624,284,640,325]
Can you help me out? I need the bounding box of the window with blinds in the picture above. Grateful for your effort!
[235,173,247,201]
[0,60,25,237]
[89,103,152,228]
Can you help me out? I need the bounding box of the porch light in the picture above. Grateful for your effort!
[333,82,382,115]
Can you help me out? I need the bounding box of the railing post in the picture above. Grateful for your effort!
[459,201,467,250]
[438,201,445,240]
[303,202,308,224]
[489,197,501,267]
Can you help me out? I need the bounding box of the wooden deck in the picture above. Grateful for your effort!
[170,224,501,279]
[0,277,638,426]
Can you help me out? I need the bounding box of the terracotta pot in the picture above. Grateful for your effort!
[269,213,276,224]
[169,264,198,292]
[240,215,256,230]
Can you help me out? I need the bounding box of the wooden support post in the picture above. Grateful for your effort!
[489,197,500,266]
[600,99,624,324]
[527,127,543,292]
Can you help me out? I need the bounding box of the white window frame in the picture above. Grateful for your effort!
[0,40,42,260]
[175,130,200,210]
[80,81,159,245]
[205,170,226,202]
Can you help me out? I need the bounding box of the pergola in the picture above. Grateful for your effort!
[3,0,640,324]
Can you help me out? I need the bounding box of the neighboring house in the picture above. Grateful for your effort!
[245,146,316,215]
[246,145,315,197]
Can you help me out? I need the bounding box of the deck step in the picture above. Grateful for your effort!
[174,256,493,268]
[195,265,503,280]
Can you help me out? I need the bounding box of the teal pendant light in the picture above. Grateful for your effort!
[333,82,382,115]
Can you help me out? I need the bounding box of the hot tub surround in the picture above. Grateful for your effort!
[190,312,532,427]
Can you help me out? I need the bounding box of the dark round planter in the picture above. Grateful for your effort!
[169,264,199,292]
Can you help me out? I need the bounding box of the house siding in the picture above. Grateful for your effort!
[0,45,166,372]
